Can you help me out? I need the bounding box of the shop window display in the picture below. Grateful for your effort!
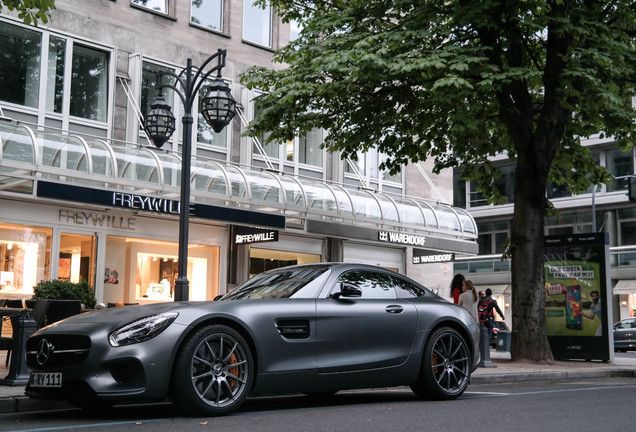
[104,236,220,304]
[0,223,51,296]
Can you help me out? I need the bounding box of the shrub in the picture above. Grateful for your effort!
[32,279,97,309]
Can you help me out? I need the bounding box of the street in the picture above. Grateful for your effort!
[1,376,634,432]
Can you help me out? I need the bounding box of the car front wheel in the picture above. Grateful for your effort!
[410,326,471,400]
[171,324,254,416]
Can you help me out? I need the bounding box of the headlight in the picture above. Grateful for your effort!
[109,312,179,347]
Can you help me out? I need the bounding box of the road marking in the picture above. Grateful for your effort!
[467,384,636,398]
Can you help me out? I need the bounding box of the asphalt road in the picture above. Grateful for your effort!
[1,376,634,432]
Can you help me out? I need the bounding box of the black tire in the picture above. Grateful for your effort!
[410,326,471,400]
[170,324,254,416]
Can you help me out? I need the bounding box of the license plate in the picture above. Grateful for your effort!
[29,372,62,388]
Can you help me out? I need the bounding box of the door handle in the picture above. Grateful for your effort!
[385,305,403,314]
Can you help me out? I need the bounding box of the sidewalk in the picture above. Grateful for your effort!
[1,350,635,414]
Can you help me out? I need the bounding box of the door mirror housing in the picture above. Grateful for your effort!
[330,282,362,299]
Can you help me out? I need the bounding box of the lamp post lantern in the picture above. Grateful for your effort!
[145,49,236,301]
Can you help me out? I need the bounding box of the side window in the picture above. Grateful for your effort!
[393,277,426,298]
[336,271,396,300]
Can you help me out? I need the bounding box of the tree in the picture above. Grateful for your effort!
[1,0,55,25]
[240,0,636,362]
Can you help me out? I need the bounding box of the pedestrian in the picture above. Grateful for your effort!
[458,279,479,323]
[450,273,465,304]
[478,288,505,342]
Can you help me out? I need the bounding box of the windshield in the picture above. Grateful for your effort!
[221,266,331,300]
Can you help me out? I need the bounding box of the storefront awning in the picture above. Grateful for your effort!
[0,118,478,246]
[613,280,636,295]
[476,284,510,296]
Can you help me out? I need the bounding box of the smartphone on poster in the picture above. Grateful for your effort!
[565,285,582,330]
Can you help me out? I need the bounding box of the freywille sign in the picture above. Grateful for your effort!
[412,249,455,264]
[378,231,426,246]
[233,226,279,244]
[37,181,285,228]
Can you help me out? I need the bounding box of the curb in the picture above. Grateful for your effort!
[470,368,636,385]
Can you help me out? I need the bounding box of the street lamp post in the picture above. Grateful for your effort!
[145,49,236,301]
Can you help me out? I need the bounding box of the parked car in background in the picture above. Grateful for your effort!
[26,263,480,416]
[491,320,511,348]
[614,318,636,352]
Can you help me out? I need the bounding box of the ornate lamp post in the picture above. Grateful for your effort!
[145,49,236,301]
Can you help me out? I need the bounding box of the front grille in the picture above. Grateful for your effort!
[26,334,91,370]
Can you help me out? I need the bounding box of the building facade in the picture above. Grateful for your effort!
[454,135,636,329]
[0,1,477,305]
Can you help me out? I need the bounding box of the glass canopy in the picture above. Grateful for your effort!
[0,119,477,240]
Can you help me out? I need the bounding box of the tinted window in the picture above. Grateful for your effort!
[222,266,329,300]
[336,271,396,299]
[393,277,426,298]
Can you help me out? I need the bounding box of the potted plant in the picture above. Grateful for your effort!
[32,279,97,309]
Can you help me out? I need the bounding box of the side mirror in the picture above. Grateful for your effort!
[330,282,362,299]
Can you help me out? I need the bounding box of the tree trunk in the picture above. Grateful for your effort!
[509,140,555,362]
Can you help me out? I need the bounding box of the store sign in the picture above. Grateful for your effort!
[37,181,286,228]
[378,230,426,246]
[58,210,136,230]
[412,249,455,264]
[234,226,279,244]
[112,192,180,214]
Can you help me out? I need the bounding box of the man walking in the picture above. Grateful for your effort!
[478,288,505,342]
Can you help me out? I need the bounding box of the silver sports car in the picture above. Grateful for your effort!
[26,263,481,416]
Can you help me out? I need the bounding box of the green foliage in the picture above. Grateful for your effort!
[240,0,636,203]
[1,0,56,25]
[32,279,96,309]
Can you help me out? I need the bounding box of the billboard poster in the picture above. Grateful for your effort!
[544,233,613,361]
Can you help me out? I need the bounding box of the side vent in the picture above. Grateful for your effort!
[276,320,310,339]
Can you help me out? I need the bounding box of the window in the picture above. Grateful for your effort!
[191,0,223,31]
[0,22,41,108]
[106,236,220,303]
[345,148,403,190]
[0,222,52,296]
[141,61,175,128]
[253,96,279,158]
[132,0,168,14]
[335,271,397,299]
[197,79,229,148]
[46,36,66,113]
[477,220,510,255]
[0,20,111,127]
[297,129,323,167]
[618,207,636,245]
[606,148,633,192]
[290,18,301,42]
[59,233,96,286]
[243,0,271,47]
[70,45,108,122]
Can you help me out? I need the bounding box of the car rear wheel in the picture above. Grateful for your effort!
[410,326,471,400]
[171,324,253,416]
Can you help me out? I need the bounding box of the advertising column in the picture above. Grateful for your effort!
[544,233,613,361]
